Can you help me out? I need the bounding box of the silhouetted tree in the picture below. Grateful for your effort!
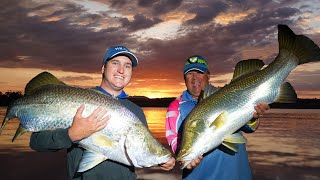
[0,91,23,106]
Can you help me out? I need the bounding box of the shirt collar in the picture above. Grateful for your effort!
[181,90,198,102]
[96,86,128,99]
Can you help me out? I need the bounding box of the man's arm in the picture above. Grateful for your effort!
[30,129,73,152]
[165,99,180,153]
[30,105,109,151]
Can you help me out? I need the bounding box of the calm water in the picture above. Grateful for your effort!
[0,107,320,180]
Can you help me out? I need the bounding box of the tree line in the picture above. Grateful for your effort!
[0,91,319,109]
[0,91,23,106]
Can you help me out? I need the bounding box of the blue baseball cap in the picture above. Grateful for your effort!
[184,55,209,75]
[102,46,138,67]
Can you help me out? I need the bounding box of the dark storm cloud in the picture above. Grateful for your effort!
[150,0,183,15]
[109,0,129,7]
[46,3,82,17]
[134,1,303,79]
[30,3,54,11]
[136,0,183,15]
[0,0,138,73]
[1,0,319,97]
[120,14,162,31]
[137,0,157,7]
[186,1,229,25]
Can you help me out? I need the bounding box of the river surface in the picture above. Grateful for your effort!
[0,107,319,180]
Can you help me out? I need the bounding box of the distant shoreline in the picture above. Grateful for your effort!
[1,91,319,109]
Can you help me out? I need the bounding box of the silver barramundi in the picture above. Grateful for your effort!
[0,72,172,172]
[176,24,320,168]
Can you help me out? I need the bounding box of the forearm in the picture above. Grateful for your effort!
[29,128,73,152]
[165,101,180,153]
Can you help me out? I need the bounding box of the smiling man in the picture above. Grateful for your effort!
[30,46,175,180]
[165,55,269,180]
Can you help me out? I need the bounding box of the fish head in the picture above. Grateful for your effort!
[176,116,215,167]
[124,122,172,167]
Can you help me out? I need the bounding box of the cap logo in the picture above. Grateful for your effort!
[189,56,198,63]
[186,56,208,66]
[114,47,126,51]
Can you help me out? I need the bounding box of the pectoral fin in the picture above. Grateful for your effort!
[78,151,107,172]
[210,112,228,129]
[224,132,247,144]
[92,132,114,147]
[222,142,238,152]
[222,132,247,152]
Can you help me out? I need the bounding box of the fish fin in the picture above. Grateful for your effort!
[91,132,114,147]
[24,71,65,96]
[199,84,219,102]
[274,82,297,103]
[0,116,10,135]
[78,151,107,172]
[221,132,247,153]
[231,59,265,81]
[12,123,27,142]
[278,24,320,65]
[224,132,247,144]
[209,112,227,129]
[221,142,238,153]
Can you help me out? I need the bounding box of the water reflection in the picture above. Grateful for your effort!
[1,107,320,179]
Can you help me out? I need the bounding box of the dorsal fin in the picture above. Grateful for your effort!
[24,71,65,96]
[231,59,265,81]
[274,82,297,103]
[198,84,219,102]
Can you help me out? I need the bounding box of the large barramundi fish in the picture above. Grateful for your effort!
[0,72,172,172]
[176,24,320,168]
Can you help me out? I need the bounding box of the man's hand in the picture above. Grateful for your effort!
[183,155,203,170]
[253,102,270,118]
[160,157,175,171]
[68,105,110,142]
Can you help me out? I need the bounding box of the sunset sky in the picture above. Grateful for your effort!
[1,0,320,99]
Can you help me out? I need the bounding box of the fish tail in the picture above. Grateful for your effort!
[278,24,320,65]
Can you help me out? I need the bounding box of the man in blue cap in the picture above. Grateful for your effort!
[30,46,175,180]
[165,55,269,180]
